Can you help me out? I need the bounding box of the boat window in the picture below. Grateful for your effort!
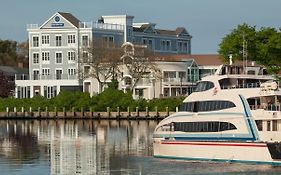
[273,120,278,131]
[180,100,236,112]
[194,81,214,92]
[255,120,263,131]
[267,121,271,131]
[173,121,237,132]
[156,123,175,132]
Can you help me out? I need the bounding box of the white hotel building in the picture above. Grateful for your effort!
[15,12,221,100]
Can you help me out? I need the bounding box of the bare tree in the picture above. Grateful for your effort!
[79,39,123,92]
[0,71,15,98]
[121,42,161,91]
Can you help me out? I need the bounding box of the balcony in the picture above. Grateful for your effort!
[163,78,190,83]
[15,74,79,80]
[27,24,39,30]
[79,22,124,31]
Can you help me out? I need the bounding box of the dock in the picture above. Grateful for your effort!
[0,111,174,120]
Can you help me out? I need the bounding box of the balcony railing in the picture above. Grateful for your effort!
[163,78,191,83]
[15,74,78,81]
[79,22,124,31]
[27,24,39,30]
[27,22,124,31]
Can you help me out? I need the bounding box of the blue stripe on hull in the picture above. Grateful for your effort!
[154,155,281,166]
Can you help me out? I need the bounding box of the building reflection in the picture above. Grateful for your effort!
[0,120,157,175]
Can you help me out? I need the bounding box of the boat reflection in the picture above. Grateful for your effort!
[0,120,158,175]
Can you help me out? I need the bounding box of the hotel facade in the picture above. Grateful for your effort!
[15,12,219,100]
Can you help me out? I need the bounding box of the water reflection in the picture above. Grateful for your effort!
[1,120,281,175]
[0,120,157,175]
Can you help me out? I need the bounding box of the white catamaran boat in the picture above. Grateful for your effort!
[153,65,281,165]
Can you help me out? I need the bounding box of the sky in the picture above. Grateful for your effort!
[0,0,280,54]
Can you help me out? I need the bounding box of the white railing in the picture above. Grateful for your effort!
[163,78,190,83]
[250,104,281,111]
[15,74,78,81]
[27,24,39,30]
[79,22,124,31]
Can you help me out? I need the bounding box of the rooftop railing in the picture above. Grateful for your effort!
[27,24,39,30]
[79,22,124,31]
[27,22,124,31]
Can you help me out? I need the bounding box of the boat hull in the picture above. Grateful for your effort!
[153,140,281,165]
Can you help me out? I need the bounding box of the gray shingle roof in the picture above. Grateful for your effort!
[58,12,81,28]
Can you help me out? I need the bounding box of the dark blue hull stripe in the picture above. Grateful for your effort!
[238,94,258,141]
[173,137,255,141]
[154,155,281,166]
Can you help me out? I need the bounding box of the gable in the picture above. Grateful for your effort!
[176,27,190,36]
[143,26,156,34]
[40,12,80,29]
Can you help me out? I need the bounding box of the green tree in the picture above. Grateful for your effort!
[256,28,281,74]
[218,23,257,63]
[219,24,281,74]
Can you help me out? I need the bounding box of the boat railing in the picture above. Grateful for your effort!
[250,104,281,111]
[221,82,261,90]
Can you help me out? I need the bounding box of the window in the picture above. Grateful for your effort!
[42,35,49,45]
[68,68,76,79]
[44,86,57,99]
[56,69,62,80]
[68,68,76,75]
[32,36,39,47]
[195,81,215,92]
[128,28,132,37]
[180,100,236,112]
[267,121,271,131]
[56,52,62,63]
[33,70,39,80]
[174,122,237,132]
[273,120,278,131]
[102,35,114,48]
[68,51,76,61]
[68,34,76,44]
[55,35,62,46]
[82,35,88,46]
[255,120,263,131]
[33,53,39,64]
[17,86,30,99]
[161,40,171,51]
[179,72,186,80]
[183,42,188,52]
[157,121,237,133]
[164,71,176,79]
[42,52,50,61]
[178,41,182,52]
[163,71,176,82]
[82,51,89,62]
[84,66,90,75]
[142,38,154,50]
[135,89,144,97]
[42,68,50,76]
[42,68,50,79]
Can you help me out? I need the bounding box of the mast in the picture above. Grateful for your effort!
[242,33,248,73]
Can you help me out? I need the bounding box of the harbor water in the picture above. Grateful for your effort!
[0,120,280,175]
